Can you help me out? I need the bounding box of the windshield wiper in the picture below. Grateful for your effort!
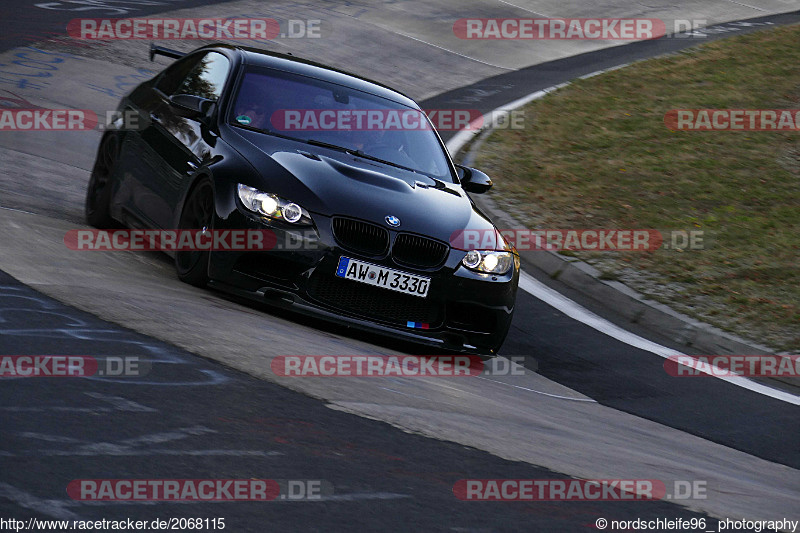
[352,150,420,175]
[233,122,299,141]
[306,139,421,175]
[305,139,353,153]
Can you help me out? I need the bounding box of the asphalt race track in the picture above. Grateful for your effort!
[0,1,798,531]
[0,269,722,531]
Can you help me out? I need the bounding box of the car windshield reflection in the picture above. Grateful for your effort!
[230,67,454,181]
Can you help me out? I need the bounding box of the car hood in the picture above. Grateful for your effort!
[229,128,498,241]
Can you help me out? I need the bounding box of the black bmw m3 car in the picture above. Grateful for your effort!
[85,43,519,354]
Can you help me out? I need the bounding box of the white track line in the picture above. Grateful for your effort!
[494,0,551,17]
[446,72,800,406]
[723,0,768,12]
[392,31,514,70]
[520,272,800,405]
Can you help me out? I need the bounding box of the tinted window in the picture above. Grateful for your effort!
[230,67,454,181]
[157,52,230,99]
[155,54,203,95]
[175,52,230,100]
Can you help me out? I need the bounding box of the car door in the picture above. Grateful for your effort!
[128,51,230,229]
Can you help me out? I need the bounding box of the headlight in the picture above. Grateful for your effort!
[461,250,513,274]
[237,184,312,225]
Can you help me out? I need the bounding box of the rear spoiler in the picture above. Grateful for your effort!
[149,44,185,61]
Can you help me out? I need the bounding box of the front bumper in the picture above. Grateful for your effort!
[209,208,518,354]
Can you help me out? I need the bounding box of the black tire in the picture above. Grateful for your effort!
[175,178,214,287]
[85,135,118,228]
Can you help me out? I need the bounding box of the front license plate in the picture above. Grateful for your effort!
[335,257,430,298]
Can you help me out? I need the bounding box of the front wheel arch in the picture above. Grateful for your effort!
[85,132,122,228]
[174,176,215,286]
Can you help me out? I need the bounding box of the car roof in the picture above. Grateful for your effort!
[198,43,419,109]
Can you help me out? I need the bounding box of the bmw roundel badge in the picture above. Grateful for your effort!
[385,215,401,227]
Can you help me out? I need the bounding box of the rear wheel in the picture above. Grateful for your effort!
[175,179,214,287]
[85,135,118,228]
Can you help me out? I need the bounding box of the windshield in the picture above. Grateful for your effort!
[229,67,454,181]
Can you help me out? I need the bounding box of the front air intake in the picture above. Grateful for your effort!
[332,217,389,256]
[392,233,449,268]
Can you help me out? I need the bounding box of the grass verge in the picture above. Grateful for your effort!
[476,24,800,352]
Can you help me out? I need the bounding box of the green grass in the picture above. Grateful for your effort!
[476,25,800,351]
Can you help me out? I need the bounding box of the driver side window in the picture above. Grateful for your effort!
[175,52,230,100]
[156,52,230,100]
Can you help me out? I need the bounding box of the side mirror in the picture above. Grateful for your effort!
[168,94,214,118]
[456,164,493,194]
